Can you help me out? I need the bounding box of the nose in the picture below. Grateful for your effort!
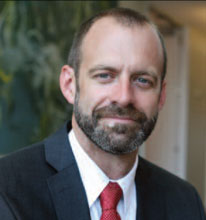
[111,78,134,107]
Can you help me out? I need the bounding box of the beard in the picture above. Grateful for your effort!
[74,93,158,155]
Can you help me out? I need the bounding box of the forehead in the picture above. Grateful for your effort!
[80,17,163,75]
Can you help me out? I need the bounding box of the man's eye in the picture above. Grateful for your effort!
[94,73,114,83]
[98,73,111,78]
[138,78,150,84]
[134,77,153,88]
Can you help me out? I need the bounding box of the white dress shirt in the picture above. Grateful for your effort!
[69,129,138,220]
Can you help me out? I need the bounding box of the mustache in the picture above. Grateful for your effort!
[93,104,147,124]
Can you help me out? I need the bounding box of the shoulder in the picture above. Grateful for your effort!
[0,141,60,219]
[137,156,195,191]
[0,141,44,167]
[138,157,205,212]
[137,156,203,204]
[0,121,72,181]
[136,157,206,219]
[0,141,50,188]
[0,121,72,191]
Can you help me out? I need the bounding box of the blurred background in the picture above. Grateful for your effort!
[0,1,205,206]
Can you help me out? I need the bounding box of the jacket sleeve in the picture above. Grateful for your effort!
[0,193,16,220]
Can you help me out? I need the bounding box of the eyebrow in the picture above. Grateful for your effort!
[133,70,158,81]
[88,65,119,75]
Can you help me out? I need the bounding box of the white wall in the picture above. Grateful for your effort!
[187,27,206,202]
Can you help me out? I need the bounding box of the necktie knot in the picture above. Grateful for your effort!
[100,182,122,220]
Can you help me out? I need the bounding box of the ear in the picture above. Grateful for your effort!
[158,80,166,111]
[59,65,76,104]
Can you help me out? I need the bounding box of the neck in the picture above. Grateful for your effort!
[72,116,138,180]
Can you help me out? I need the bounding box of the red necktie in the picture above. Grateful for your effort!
[100,182,123,220]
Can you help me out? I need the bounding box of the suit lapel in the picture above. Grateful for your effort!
[136,157,167,220]
[44,122,168,220]
[44,122,91,220]
[47,166,90,220]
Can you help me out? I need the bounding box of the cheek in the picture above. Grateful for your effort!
[77,86,108,115]
[134,92,160,118]
[77,93,93,115]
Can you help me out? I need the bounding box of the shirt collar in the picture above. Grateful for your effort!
[115,155,138,213]
[69,129,138,212]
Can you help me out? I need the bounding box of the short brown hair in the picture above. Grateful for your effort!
[68,7,167,81]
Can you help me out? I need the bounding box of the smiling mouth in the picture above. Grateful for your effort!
[94,104,147,125]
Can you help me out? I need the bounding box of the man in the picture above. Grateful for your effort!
[0,8,205,220]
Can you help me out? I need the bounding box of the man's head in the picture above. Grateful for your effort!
[60,8,167,155]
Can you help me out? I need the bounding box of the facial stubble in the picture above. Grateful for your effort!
[73,90,159,155]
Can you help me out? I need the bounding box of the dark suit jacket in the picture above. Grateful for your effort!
[0,122,205,220]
